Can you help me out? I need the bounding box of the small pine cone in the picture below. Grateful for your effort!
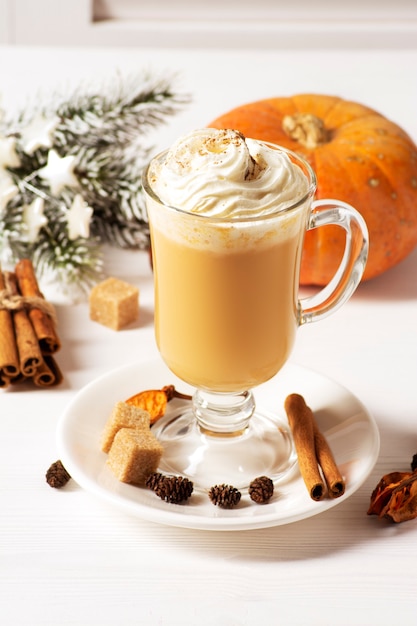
[249,476,274,504]
[145,472,166,492]
[411,454,417,472]
[154,475,194,504]
[208,484,241,508]
[46,460,71,488]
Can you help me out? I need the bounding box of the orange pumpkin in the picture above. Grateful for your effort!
[209,94,417,285]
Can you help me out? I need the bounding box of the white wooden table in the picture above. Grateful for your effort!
[1,45,417,626]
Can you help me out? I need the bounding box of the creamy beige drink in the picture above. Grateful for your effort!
[142,129,367,488]
[145,129,312,392]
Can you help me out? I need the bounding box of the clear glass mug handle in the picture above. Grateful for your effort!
[299,199,369,325]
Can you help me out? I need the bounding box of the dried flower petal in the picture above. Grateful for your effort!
[125,389,168,424]
[381,475,417,523]
[368,470,417,523]
[367,471,412,516]
[125,386,191,424]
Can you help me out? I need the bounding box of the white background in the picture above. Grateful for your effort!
[1,5,417,625]
[1,0,417,48]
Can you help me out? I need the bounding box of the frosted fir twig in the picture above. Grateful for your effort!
[0,71,189,295]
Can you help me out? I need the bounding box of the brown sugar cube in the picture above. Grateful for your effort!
[100,401,151,453]
[107,428,163,485]
[89,277,139,330]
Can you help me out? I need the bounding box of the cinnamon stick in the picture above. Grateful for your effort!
[33,355,63,387]
[284,393,345,500]
[313,425,345,498]
[0,270,20,380]
[284,393,325,501]
[15,259,61,354]
[0,373,10,388]
[4,272,43,377]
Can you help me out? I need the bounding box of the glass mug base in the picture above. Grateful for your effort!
[151,401,298,492]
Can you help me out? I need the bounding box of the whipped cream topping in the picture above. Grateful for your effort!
[148,128,310,219]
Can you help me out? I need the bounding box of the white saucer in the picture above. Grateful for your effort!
[57,359,380,531]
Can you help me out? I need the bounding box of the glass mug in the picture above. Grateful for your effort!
[142,142,368,489]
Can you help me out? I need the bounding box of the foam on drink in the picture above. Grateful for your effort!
[148,128,309,219]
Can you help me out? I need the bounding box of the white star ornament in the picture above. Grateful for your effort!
[38,149,79,196]
[66,194,93,240]
[0,170,18,212]
[22,197,48,243]
[21,115,60,156]
[0,135,21,168]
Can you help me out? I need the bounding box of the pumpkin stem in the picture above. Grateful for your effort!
[282,113,329,149]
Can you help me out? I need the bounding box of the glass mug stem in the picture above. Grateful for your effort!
[193,389,256,436]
